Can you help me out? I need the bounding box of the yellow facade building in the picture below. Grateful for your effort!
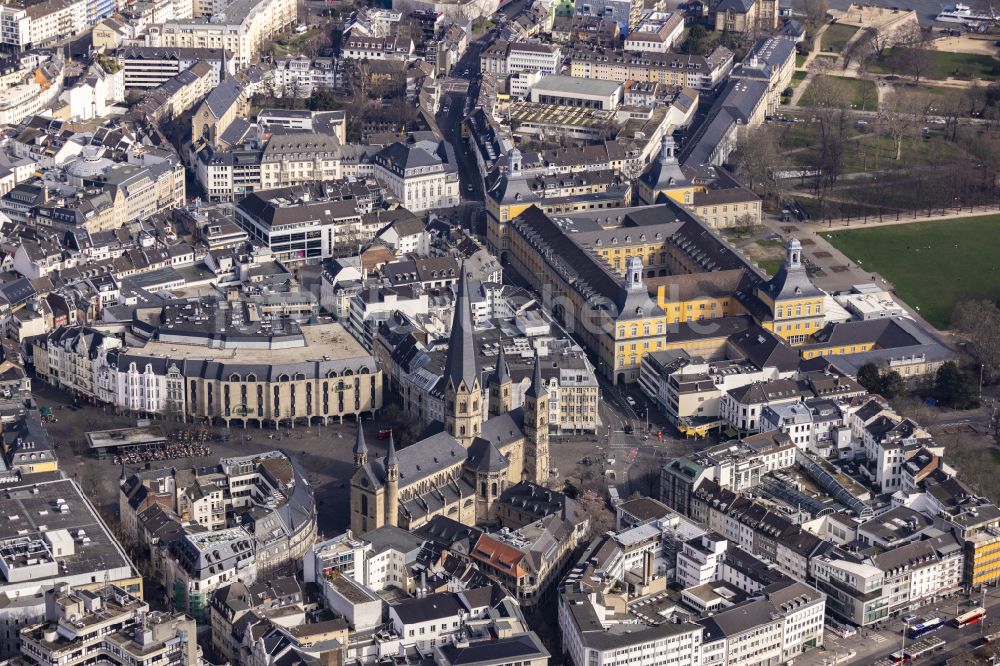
[637,134,694,206]
[752,239,825,345]
[485,148,632,261]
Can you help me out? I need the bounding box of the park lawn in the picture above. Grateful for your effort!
[758,259,783,276]
[869,48,1000,80]
[784,135,961,174]
[800,76,878,111]
[790,71,808,88]
[825,215,1000,328]
[821,23,859,53]
[796,54,808,68]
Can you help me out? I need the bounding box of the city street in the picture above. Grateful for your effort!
[795,588,1000,665]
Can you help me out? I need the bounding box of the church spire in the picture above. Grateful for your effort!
[525,349,548,399]
[220,48,229,83]
[353,424,368,468]
[386,432,398,469]
[385,432,399,527]
[444,262,479,391]
[490,334,510,386]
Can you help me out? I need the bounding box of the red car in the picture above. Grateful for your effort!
[376,428,397,440]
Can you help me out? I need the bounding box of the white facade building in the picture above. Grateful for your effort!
[371,139,459,212]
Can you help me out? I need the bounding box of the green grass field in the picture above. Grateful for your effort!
[800,76,878,110]
[759,259,783,276]
[821,23,859,53]
[869,48,1000,80]
[796,54,808,68]
[825,215,1000,327]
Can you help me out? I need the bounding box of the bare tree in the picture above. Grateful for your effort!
[842,27,875,71]
[880,92,918,160]
[900,45,935,85]
[805,74,852,195]
[732,124,785,197]
[869,25,896,58]
[953,300,1000,383]
[803,0,830,37]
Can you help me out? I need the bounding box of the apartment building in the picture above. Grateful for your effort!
[18,585,197,666]
[573,0,644,32]
[341,33,415,61]
[1,0,87,49]
[809,549,888,626]
[0,7,31,49]
[560,594,705,666]
[148,0,296,67]
[371,139,459,212]
[116,45,229,88]
[195,134,371,201]
[623,10,684,52]
[480,40,561,76]
[0,477,141,658]
[0,58,65,126]
[568,46,734,90]
[233,181,384,263]
[271,54,339,96]
[703,582,825,664]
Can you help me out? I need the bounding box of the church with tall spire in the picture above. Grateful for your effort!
[350,263,553,533]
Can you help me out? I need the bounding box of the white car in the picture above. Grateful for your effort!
[626,397,636,407]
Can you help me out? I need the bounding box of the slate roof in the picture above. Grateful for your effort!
[444,263,479,391]
[204,77,244,119]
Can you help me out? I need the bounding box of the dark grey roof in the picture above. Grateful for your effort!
[524,349,547,399]
[444,263,479,391]
[435,632,549,666]
[488,336,511,386]
[716,0,754,13]
[467,437,509,472]
[219,117,253,146]
[204,77,244,118]
[365,431,466,489]
[386,433,399,468]
[353,424,368,458]
[760,239,823,301]
[392,591,465,624]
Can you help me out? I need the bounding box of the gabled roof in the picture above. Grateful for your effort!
[203,77,244,119]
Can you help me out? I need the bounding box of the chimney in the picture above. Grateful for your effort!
[643,550,653,586]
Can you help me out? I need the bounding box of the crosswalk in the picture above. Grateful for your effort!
[870,633,888,644]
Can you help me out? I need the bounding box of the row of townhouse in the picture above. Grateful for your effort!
[146,0,297,67]
[567,46,734,90]
[0,0,86,50]
[194,135,375,201]
[688,480,966,627]
[559,519,826,666]
[480,40,562,77]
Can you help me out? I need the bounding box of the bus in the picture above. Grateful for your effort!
[889,651,910,664]
[907,617,944,639]
[955,606,986,628]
